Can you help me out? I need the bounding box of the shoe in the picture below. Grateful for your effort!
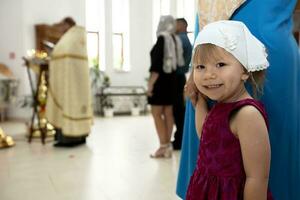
[150,143,173,158]
[53,142,75,147]
[53,139,86,147]
[172,141,181,150]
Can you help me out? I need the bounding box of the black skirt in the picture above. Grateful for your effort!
[147,73,176,105]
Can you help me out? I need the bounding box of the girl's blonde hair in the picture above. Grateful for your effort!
[193,44,266,98]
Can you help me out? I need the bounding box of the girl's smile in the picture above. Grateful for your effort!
[203,83,223,89]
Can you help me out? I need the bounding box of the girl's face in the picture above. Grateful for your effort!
[193,45,249,102]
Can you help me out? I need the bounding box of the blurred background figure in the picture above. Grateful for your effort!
[46,17,93,147]
[172,18,192,150]
[147,15,184,158]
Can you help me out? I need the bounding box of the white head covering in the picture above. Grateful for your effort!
[156,15,176,36]
[156,15,184,73]
[194,20,269,72]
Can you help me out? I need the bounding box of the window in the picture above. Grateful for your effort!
[152,0,196,42]
[86,0,105,71]
[112,33,124,69]
[177,0,196,43]
[152,0,171,42]
[87,31,100,69]
[112,0,130,71]
[160,0,171,15]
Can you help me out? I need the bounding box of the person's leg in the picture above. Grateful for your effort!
[173,74,186,149]
[150,105,172,158]
[151,105,168,143]
[163,105,174,142]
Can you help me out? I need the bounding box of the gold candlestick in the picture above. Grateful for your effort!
[0,127,15,149]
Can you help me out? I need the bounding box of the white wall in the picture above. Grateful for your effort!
[0,0,86,119]
[0,0,23,81]
[103,0,153,88]
[0,0,29,119]
[127,0,153,87]
[22,0,86,54]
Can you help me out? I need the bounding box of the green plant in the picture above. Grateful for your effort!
[102,75,110,88]
[102,96,114,109]
[89,59,111,95]
[90,59,102,91]
[19,95,33,108]
[132,97,140,108]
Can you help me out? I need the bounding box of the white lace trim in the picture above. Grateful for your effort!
[247,62,269,72]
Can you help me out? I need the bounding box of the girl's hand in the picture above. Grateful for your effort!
[184,76,199,107]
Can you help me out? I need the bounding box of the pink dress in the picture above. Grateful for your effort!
[186,99,273,200]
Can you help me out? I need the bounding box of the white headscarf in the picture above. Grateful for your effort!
[193,20,269,72]
[156,15,185,73]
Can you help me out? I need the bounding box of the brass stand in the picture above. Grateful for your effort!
[26,121,55,139]
[0,127,15,149]
[23,57,55,144]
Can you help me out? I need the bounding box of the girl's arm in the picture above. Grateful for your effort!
[195,94,208,138]
[147,72,159,96]
[185,70,199,107]
[232,106,271,200]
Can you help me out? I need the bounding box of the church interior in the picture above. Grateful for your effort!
[0,0,195,199]
[0,0,299,200]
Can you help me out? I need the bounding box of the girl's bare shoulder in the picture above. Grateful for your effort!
[231,105,268,138]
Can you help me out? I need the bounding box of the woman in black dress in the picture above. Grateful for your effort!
[147,15,183,158]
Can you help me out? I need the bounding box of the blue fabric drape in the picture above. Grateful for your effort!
[176,15,200,198]
[176,99,199,198]
[176,1,300,199]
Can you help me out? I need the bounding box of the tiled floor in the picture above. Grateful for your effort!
[0,115,182,200]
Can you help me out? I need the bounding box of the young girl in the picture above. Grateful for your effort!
[186,21,273,200]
